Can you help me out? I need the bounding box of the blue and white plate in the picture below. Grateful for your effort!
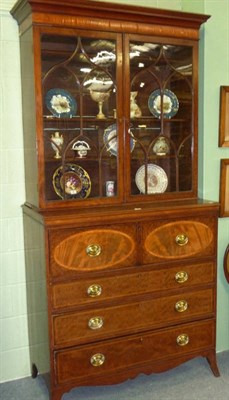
[148,89,179,119]
[103,124,135,156]
[45,89,77,118]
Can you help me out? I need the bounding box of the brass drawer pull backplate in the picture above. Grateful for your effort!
[175,300,188,313]
[175,271,189,283]
[86,244,102,257]
[90,353,105,367]
[176,334,189,346]
[175,234,189,246]
[87,284,102,297]
[88,316,104,330]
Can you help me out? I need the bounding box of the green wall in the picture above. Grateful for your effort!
[202,0,229,352]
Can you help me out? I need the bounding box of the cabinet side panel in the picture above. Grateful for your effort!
[20,27,38,206]
[23,211,49,375]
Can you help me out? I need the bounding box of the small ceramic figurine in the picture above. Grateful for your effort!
[72,140,91,158]
[130,91,142,118]
[153,136,170,156]
[50,131,64,159]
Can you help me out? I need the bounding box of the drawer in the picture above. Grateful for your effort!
[49,224,138,278]
[142,217,216,264]
[51,262,215,310]
[55,319,215,384]
[53,288,214,347]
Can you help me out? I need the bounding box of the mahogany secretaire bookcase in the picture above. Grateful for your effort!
[11,1,220,399]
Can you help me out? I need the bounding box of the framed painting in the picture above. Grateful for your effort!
[219,159,229,217]
[219,86,229,147]
[224,244,229,283]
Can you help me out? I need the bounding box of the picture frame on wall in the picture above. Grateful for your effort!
[219,86,229,147]
[224,244,229,283]
[219,159,229,217]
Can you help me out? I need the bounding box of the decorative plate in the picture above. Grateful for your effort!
[148,89,179,119]
[53,163,91,199]
[103,124,135,156]
[135,164,168,194]
[45,89,77,118]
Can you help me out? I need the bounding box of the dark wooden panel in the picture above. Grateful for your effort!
[49,224,138,278]
[142,217,216,264]
[51,261,215,310]
[55,319,215,384]
[53,288,214,347]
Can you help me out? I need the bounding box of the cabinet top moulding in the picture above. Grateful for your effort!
[11,0,210,38]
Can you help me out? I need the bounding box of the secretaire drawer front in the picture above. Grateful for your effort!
[49,224,138,278]
[142,218,216,264]
[53,288,214,347]
[55,319,215,384]
[51,262,215,310]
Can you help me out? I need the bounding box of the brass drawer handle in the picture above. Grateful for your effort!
[175,271,189,284]
[175,234,189,246]
[90,353,105,367]
[88,316,104,330]
[87,284,102,297]
[86,244,101,257]
[176,334,189,346]
[175,300,188,313]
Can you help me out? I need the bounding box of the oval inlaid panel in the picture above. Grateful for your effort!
[54,229,135,271]
[144,221,213,259]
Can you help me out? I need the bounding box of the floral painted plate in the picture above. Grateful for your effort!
[45,89,77,118]
[53,163,91,199]
[135,164,168,194]
[103,124,135,156]
[148,89,179,119]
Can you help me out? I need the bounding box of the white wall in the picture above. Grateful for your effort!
[0,0,29,382]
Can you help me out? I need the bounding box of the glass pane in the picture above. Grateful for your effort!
[129,41,193,196]
[41,33,118,202]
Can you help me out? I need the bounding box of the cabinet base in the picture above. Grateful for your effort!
[48,351,220,400]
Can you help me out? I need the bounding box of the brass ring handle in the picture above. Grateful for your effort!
[176,334,189,346]
[90,353,105,367]
[175,300,188,313]
[88,316,104,330]
[175,234,189,246]
[175,271,189,284]
[87,284,102,297]
[86,244,101,257]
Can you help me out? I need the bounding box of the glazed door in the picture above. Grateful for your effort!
[124,35,198,202]
[38,28,123,206]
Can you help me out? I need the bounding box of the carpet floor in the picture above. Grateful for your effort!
[0,351,228,400]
